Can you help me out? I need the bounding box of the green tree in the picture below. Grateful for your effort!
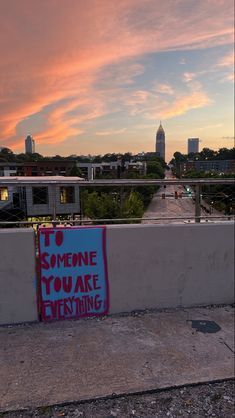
[199,148,217,160]
[82,191,120,219]
[82,191,102,219]
[146,161,164,178]
[121,152,132,163]
[51,155,65,160]
[122,191,144,219]
[173,152,187,163]
[0,147,16,162]
[217,147,235,160]
[93,155,102,163]
[17,152,44,162]
[68,165,83,177]
[16,153,32,162]
[102,153,119,162]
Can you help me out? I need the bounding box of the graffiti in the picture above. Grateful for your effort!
[38,226,109,321]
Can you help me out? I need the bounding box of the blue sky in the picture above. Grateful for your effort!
[0,0,234,160]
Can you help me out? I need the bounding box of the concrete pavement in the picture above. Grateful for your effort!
[0,306,234,412]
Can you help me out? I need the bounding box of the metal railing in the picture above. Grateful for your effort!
[0,177,234,226]
[1,177,233,185]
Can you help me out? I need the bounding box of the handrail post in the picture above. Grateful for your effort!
[80,188,83,225]
[195,184,201,223]
[52,184,57,227]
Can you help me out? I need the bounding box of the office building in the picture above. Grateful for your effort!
[0,176,84,220]
[180,159,235,175]
[0,160,147,180]
[156,122,165,161]
[188,138,199,154]
[25,134,35,154]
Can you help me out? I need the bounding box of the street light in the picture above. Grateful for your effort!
[210,200,214,214]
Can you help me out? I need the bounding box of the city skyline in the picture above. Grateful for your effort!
[0,0,234,161]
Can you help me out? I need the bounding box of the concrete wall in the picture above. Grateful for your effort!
[0,223,234,325]
[106,223,234,313]
[0,228,38,325]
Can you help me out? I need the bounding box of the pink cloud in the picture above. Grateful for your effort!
[0,0,233,150]
[218,51,234,67]
[182,72,197,83]
[126,82,212,120]
[125,90,150,106]
[154,83,175,95]
[160,91,212,119]
[217,50,234,82]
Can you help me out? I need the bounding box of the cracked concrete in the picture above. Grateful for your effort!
[0,306,234,413]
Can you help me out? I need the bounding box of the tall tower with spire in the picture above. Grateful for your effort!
[155,122,165,161]
[25,134,35,154]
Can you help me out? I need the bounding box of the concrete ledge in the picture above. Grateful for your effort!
[0,228,38,325]
[0,223,234,324]
[107,223,234,313]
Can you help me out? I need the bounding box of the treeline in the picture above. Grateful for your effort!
[170,147,235,166]
[0,147,165,165]
[0,148,136,163]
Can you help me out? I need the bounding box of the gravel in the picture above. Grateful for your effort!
[1,380,234,418]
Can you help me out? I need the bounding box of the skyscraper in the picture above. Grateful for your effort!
[25,134,35,154]
[188,138,199,154]
[155,122,165,161]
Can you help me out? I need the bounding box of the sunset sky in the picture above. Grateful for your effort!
[0,0,234,161]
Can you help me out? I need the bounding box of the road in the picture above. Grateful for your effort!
[142,170,223,224]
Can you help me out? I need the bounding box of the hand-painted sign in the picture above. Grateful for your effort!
[38,226,109,321]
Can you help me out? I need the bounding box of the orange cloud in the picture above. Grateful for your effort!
[0,0,233,151]
[95,128,127,136]
[160,91,211,119]
[126,81,212,120]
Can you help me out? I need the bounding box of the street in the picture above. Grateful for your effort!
[142,170,223,224]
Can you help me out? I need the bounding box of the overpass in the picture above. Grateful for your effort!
[0,177,234,413]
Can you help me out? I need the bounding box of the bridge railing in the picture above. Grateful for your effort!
[0,177,234,226]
